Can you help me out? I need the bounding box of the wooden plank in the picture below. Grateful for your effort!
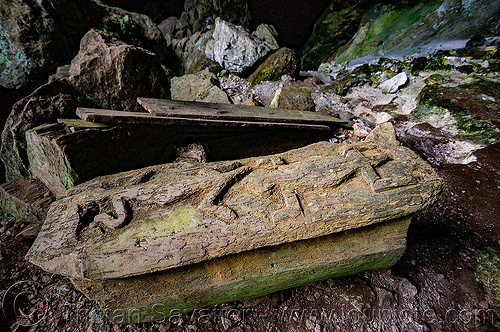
[27,123,332,195]
[137,97,346,127]
[73,217,411,323]
[57,118,111,128]
[76,108,332,130]
[0,178,54,223]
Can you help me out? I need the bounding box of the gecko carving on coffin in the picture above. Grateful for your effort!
[26,123,443,283]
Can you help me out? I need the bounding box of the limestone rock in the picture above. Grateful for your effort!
[380,72,408,94]
[68,29,171,112]
[99,3,175,68]
[248,48,299,86]
[0,0,175,89]
[26,131,443,280]
[300,3,364,70]
[0,178,53,223]
[415,79,500,145]
[48,65,71,82]
[0,0,91,88]
[170,69,230,104]
[270,87,315,112]
[365,122,399,146]
[334,1,500,64]
[171,31,213,74]
[0,80,92,180]
[158,16,183,45]
[254,24,279,50]
[74,216,411,323]
[208,18,279,74]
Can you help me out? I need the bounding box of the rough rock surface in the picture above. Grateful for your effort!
[300,2,364,70]
[0,0,176,89]
[0,0,93,89]
[379,72,408,93]
[171,31,213,74]
[208,18,279,74]
[26,128,443,280]
[334,1,500,64]
[270,87,315,112]
[248,48,299,86]
[99,2,175,68]
[170,69,230,103]
[0,80,92,180]
[68,29,171,112]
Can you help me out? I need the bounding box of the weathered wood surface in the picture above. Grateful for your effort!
[26,124,443,280]
[26,123,332,195]
[0,178,53,223]
[137,97,345,127]
[57,118,111,128]
[73,217,411,323]
[76,108,332,130]
[26,123,177,196]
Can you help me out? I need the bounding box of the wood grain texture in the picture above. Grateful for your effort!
[26,124,443,280]
[76,108,332,130]
[137,97,345,127]
[0,178,53,223]
[73,217,411,323]
[26,123,334,196]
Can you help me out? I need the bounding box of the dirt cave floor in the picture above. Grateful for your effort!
[0,143,498,332]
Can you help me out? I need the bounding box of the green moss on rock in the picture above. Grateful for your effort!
[475,247,500,301]
[415,79,500,145]
[300,3,364,70]
[248,48,299,86]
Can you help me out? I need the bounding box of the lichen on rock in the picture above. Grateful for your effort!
[207,18,279,74]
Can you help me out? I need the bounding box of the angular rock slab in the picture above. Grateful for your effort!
[26,125,443,280]
[73,216,411,323]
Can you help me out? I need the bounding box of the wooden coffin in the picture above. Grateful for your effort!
[26,124,443,322]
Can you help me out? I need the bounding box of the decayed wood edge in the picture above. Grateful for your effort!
[0,178,54,223]
[76,108,332,131]
[72,217,411,324]
[137,97,347,126]
[57,119,111,128]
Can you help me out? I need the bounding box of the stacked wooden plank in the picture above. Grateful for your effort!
[26,99,344,195]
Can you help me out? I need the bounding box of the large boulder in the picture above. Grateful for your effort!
[68,29,171,112]
[270,86,315,112]
[0,0,91,88]
[99,2,176,69]
[0,0,176,89]
[0,80,92,180]
[248,47,299,86]
[171,31,213,74]
[207,18,279,74]
[170,69,230,104]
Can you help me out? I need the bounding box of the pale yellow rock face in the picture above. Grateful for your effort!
[26,124,443,281]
